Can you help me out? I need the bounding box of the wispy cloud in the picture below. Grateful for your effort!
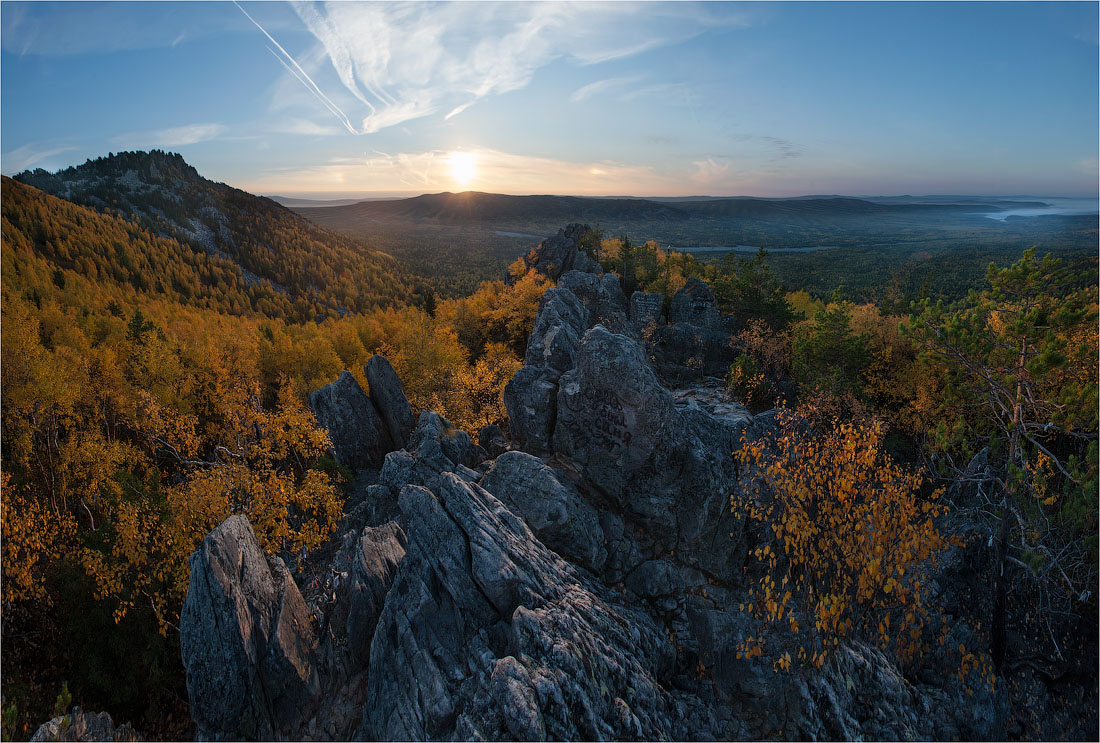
[112,123,225,149]
[721,132,805,161]
[754,135,804,160]
[270,118,345,137]
[570,76,644,104]
[248,1,749,135]
[1,143,77,174]
[691,157,733,186]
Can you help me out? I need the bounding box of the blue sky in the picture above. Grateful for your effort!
[2,1,1097,198]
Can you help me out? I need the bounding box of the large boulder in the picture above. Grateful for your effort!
[310,371,392,470]
[549,326,748,579]
[180,515,319,740]
[523,223,600,280]
[477,424,510,458]
[669,277,720,329]
[648,322,737,383]
[365,355,416,449]
[481,451,606,572]
[407,410,483,470]
[553,325,679,504]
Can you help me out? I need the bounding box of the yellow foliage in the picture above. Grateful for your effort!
[83,379,342,632]
[734,408,953,667]
[454,343,524,432]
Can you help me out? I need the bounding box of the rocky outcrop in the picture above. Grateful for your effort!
[554,324,680,501]
[503,366,560,456]
[506,280,593,457]
[310,356,416,470]
[358,474,709,740]
[30,709,137,742]
[648,321,738,384]
[181,225,1012,742]
[632,279,734,383]
[180,458,1004,742]
[552,325,748,582]
[379,411,485,494]
[310,370,392,470]
[345,522,407,665]
[522,223,599,279]
[365,355,416,449]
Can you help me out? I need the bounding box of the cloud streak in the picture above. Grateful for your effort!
[1,143,77,174]
[112,123,225,148]
[259,1,748,134]
[235,1,359,135]
[570,76,644,103]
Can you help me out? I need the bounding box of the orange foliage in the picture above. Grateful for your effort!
[1,472,77,606]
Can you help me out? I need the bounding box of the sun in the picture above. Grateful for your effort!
[449,151,477,188]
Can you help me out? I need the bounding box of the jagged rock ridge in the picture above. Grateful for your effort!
[179,225,1005,741]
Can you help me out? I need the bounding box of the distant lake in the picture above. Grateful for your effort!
[670,245,842,254]
[979,198,1099,221]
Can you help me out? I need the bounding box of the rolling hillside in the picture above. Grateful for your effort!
[15,151,419,319]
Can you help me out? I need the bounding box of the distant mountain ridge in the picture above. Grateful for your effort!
[14,150,417,319]
[297,191,687,225]
[295,190,1021,228]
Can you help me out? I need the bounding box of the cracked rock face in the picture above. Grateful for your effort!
[179,515,319,740]
[553,324,680,501]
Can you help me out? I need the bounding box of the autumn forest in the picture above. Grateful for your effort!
[1,151,1097,740]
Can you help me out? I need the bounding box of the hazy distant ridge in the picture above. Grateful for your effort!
[294,191,1029,226]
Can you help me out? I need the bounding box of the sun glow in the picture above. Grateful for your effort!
[450,151,477,187]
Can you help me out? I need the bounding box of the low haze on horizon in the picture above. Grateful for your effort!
[2,1,1098,199]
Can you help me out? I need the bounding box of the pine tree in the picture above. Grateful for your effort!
[907,248,1098,668]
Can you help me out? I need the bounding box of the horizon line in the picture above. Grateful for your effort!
[263,190,1100,203]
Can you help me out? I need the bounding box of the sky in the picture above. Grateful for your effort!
[2,1,1097,198]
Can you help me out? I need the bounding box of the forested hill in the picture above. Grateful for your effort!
[296,190,1000,227]
[3,176,292,318]
[14,151,418,320]
[299,191,688,225]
